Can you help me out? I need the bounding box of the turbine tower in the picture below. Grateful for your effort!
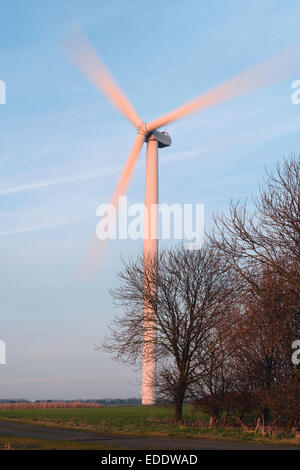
[62,28,300,405]
[141,129,171,405]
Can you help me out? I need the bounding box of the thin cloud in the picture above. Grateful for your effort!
[0,215,79,237]
[0,116,298,202]
[0,152,202,197]
[0,165,122,196]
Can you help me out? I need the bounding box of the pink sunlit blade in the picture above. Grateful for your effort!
[146,44,300,132]
[62,26,143,128]
[109,133,145,210]
[79,133,145,278]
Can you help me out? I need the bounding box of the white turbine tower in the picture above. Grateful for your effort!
[62,28,300,405]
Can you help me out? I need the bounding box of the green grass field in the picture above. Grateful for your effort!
[0,405,299,449]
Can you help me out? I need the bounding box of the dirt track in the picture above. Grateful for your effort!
[0,419,298,450]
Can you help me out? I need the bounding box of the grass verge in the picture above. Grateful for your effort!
[0,435,124,450]
[0,406,299,448]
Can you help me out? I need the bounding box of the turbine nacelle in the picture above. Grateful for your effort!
[145,129,172,148]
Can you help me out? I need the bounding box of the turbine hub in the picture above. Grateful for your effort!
[137,122,149,136]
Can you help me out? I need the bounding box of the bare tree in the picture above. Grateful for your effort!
[101,244,236,421]
[192,264,299,429]
[225,265,299,427]
[209,154,300,428]
[211,154,300,296]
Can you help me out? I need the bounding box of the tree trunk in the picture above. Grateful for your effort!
[174,384,186,422]
[224,408,229,425]
[175,399,183,423]
[262,407,270,426]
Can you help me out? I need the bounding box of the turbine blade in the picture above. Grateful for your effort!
[79,133,145,277]
[109,133,146,209]
[146,44,300,131]
[62,26,143,128]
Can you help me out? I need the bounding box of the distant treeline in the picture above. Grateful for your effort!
[0,401,103,410]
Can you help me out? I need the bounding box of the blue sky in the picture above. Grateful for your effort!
[1,0,300,399]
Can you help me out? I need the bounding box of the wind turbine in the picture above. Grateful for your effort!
[62,28,300,405]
